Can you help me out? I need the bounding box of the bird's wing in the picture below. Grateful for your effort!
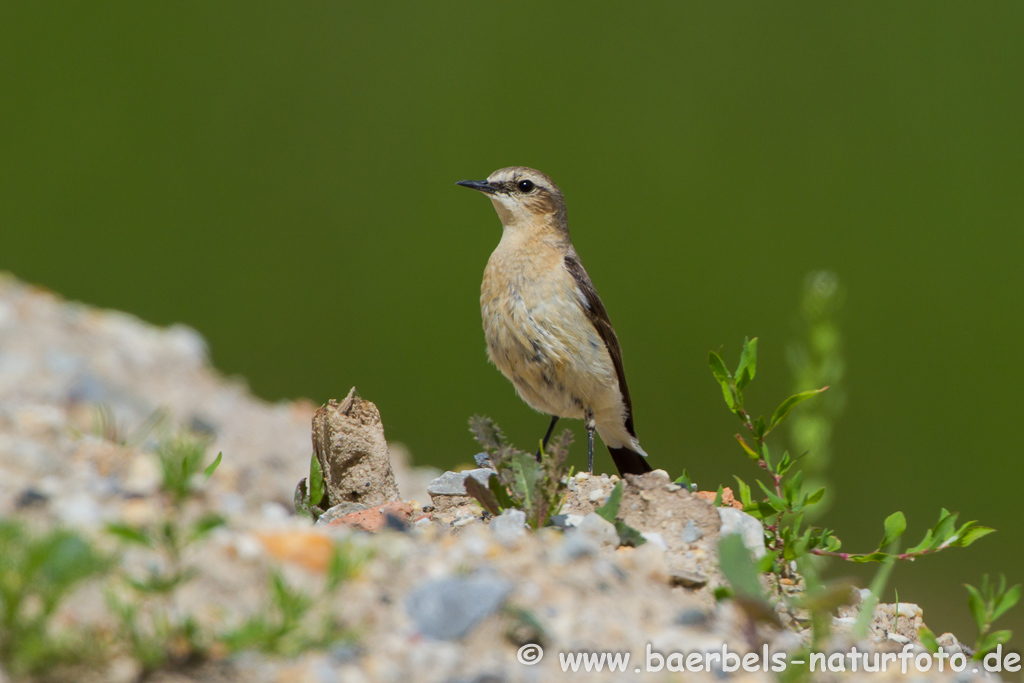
[562,251,637,439]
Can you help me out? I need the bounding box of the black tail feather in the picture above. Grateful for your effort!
[608,446,653,476]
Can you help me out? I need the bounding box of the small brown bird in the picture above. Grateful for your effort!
[457,167,652,476]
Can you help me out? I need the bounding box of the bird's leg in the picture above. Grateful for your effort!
[535,415,559,461]
[584,410,596,473]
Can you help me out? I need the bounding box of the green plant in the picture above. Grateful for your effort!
[221,540,368,656]
[294,453,327,521]
[964,574,1020,658]
[105,434,224,671]
[0,520,111,676]
[594,481,645,547]
[154,434,222,505]
[709,337,994,576]
[464,416,572,529]
[85,405,168,448]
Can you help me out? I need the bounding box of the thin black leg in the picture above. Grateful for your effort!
[535,415,559,461]
[584,411,596,473]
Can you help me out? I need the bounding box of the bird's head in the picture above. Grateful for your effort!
[457,166,566,229]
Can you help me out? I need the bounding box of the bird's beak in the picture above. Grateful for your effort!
[456,179,497,195]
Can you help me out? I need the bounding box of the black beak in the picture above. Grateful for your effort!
[456,179,497,194]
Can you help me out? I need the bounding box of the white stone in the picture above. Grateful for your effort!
[641,532,668,551]
[490,508,527,545]
[575,512,619,548]
[717,507,766,558]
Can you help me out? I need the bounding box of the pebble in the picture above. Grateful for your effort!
[668,570,707,589]
[892,602,922,619]
[680,519,703,543]
[405,573,512,640]
[675,608,709,627]
[121,452,161,496]
[588,488,606,502]
[427,468,496,497]
[641,531,668,551]
[935,632,963,655]
[717,507,766,558]
[60,492,104,530]
[260,501,291,521]
[548,514,583,529]
[316,501,369,525]
[489,508,527,545]
[574,512,619,548]
[556,530,599,560]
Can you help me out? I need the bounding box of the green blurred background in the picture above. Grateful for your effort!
[2,2,1022,641]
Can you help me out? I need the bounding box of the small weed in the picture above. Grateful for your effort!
[465,416,572,529]
[221,540,369,656]
[294,453,327,522]
[964,574,1020,658]
[105,433,224,672]
[0,520,112,676]
[594,482,645,547]
[709,337,994,575]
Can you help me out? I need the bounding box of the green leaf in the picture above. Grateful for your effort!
[906,530,934,555]
[753,417,767,441]
[805,488,825,506]
[964,583,987,631]
[488,474,517,510]
[596,482,623,523]
[203,452,223,480]
[709,351,731,382]
[926,509,958,551]
[733,477,752,507]
[674,470,693,490]
[717,534,764,601]
[735,337,758,389]
[708,352,736,410]
[755,480,787,512]
[976,630,1012,657]
[735,434,759,460]
[189,513,226,542]
[993,584,1021,622]
[768,387,828,432]
[713,586,733,601]
[106,523,153,547]
[464,475,502,516]
[776,450,792,475]
[879,512,907,549]
[919,626,939,653]
[308,453,325,509]
[510,453,541,525]
[950,524,996,548]
[713,485,724,507]
[614,520,646,547]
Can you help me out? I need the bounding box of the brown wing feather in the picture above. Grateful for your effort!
[563,253,637,439]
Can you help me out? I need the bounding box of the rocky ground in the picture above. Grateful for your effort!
[0,273,995,682]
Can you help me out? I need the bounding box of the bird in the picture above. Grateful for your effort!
[457,166,653,476]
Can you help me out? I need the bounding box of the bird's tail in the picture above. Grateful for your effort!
[608,446,653,476]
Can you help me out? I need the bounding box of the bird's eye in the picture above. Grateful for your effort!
[517,179,535,193]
